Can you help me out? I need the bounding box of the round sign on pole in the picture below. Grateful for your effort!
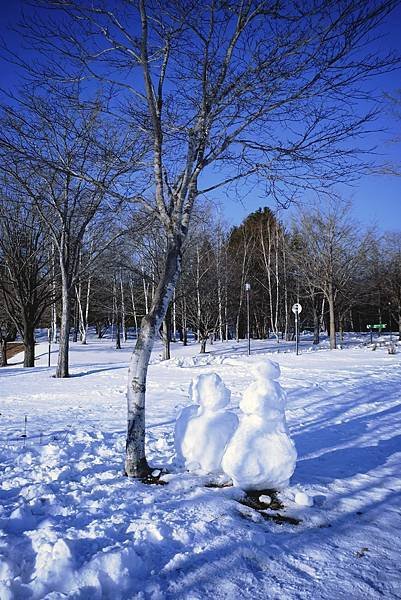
[292,303,302,315]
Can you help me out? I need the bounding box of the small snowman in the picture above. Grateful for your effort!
[221,360,297,490]
[174,372,238,474]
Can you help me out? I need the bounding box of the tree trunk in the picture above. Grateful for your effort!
[130,277,139,338]
[182,296,188,346]
[339,316,344,342]
[172,289,177,341]
[72,300,78,343]
[56,277,70,378]
[313,298,320,345]
[120,270,127,342]
[82,277,91,345]
[200,337,207,353]
[116,320,121,349]
[162,317,170,360]
[125,238,182,478]
[328,283,336,350]
[51,243,58,343]
[0,338,7,367]
[23,321,35,368]
[398,309,401,341]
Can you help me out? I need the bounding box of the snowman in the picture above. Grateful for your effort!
[221,360,297,490]
[174,372,238,474]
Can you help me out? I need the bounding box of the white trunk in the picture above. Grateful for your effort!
[274,225,280,341]
[51,243,57,343]
[142,268,149,315]
[56,266,70,378]
[216,235,223,342]
[126,239,182,477]
[130,278,139,337]
[82,276,91,345]
[120,270,127,342]
[172,289,177,340]
[320,296,326,332]
[75,283,85,341]
[328,282,337,349]
[196,245,201,343]
[282,231,289,340]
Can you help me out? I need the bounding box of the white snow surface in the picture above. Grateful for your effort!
[174,372,238,474]
[222,361,297,490]
[1,334,401,598]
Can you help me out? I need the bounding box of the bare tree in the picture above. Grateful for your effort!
[382,233,401,340]
[0,91,135,376]
[292,201,368,349]
[0,189,54,366]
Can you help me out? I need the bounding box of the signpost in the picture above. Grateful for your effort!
[366,324,386,344]
[292,303,302,355]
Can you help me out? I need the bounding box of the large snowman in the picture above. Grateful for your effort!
[175,372,238,474]
[221,360,297,490]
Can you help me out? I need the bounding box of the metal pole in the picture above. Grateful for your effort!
[247,287,250,356]
[295,312,299,355]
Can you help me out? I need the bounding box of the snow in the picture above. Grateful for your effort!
[222,360,297,490]
[1,334,401,598]
[174,373,238,474]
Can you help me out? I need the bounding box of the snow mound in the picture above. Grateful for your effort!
[174,373,238,474]
[167,354,226,368]
[222,359,297,491]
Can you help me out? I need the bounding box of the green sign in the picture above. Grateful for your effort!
[367,324,386,329]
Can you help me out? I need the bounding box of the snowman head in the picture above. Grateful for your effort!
[240,379,284,416]
[250,360,280,382]
[190,372,231,410]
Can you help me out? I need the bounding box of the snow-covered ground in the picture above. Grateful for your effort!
[1,335,401,599]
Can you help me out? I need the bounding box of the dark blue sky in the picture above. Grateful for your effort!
[1,0,401,231]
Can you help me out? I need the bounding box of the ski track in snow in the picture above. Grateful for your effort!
[1,335,401,599]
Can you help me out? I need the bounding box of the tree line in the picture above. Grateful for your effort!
[2,198,401,367]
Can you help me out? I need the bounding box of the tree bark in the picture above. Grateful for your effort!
[328,283,337,350]
[200,337,207,354]
[116,320,121,350]
[56,275,70,378]
[162,317,170,360]
[125,238,182,478]
[313,296,320,345]
[398,309,401,342]
[0,338,7,367]
[23,322,35,368]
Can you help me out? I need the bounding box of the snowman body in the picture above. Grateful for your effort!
[174,372,238,474]
[222,360,297,490]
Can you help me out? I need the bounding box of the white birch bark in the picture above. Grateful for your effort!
[130,277,139,337]
[120,270,127,343]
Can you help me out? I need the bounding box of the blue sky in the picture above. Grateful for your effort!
[1,0,400,232]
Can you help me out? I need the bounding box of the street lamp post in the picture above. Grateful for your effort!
[245,282,251,356]
[292,303,302,356]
